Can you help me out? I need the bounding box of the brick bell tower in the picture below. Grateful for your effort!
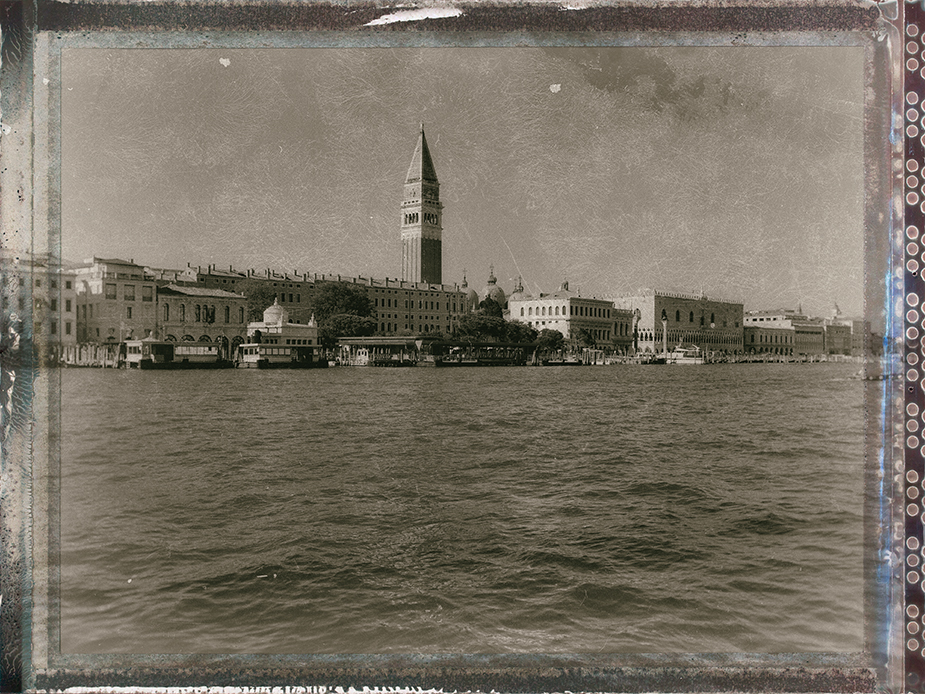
[401,125,443,285]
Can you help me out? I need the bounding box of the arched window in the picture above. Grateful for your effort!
[179,304,186,322]
[224,306,230,323]
[529,307,533,316]
[689,311,694,322]
[711,313,715,324]
[195,304,201,322]
[520,308,524,316]
[675,310,680,322]
[239,306,244,323]
[163,303,170,321]
[555,306,560,316]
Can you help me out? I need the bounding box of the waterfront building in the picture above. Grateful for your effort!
[743,309,796,355]
[0,250,78,361]
[156,284,248,357]
[236,298,324,367]
[822,320,852,355]
[508,280,620,344]
[75,257,158,343]
[401,126,443,285]
[745,308,824,356]
[613,289,744,355]
[833,317,874,356]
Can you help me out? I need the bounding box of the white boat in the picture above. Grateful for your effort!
[667,343,704,365]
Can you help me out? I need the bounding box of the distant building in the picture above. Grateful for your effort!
[822,320,852,355]
[508,280,621,345]
[743,309,795,355]
[613,289,744,355]
[744,308,826,356]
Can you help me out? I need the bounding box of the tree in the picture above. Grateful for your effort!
[238,280,279,322]
[478,297,503,318]
[503,320,538,343]
[318,314,378,350]
[312,282,374,323]
[574,328,596,348]
[457,314,507,341]
[537,329,565,354]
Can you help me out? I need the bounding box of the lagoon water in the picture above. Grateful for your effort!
[59,363,867,654]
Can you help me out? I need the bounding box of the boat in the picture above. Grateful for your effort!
[234,343,327,369]
[667,343,704,365]
[124,339,232,369]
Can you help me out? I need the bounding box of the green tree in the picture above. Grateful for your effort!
[312,282,374,323]
[238,280,279,322]
[503,320,538,343]
[537,328,565,353]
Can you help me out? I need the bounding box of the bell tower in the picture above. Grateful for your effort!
[401,126,443,285]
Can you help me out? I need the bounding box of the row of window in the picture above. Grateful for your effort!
[666,309,740,328]
[518,304,612,318]
[34,279,73,290]
[35,298,73,313]
[162,303,245,324]
[104,283,154,302]
[638,330,742,344]
[749,333,794,344]
[375,297,458,312]
[374,323,450,333]
[34,321,72,335]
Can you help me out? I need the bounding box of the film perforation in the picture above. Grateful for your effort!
[908,1,925,691]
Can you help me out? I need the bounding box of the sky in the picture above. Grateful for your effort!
[60,45,865,317]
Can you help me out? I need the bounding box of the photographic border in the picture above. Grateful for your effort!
[0,1,902,691]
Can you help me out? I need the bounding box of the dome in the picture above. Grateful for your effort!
[466,288,480,311]
[262,298,289,326]
[507,275,530,304]
[481,266,506,309]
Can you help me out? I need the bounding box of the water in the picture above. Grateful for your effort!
[59,363,866,654]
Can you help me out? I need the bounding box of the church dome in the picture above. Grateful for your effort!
[461,272,480,312]
[262,298,289,326]
[466,288,480,311]
[481,266,506,309]
[507,275,529,304]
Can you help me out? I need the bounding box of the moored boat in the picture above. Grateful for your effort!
[124,338,232,369]
[667,343,705,365]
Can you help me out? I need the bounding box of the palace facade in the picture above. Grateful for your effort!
[613,289,744,355]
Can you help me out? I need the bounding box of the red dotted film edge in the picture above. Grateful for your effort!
[909,1,925,692]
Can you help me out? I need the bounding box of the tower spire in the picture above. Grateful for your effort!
[401,127,443,285]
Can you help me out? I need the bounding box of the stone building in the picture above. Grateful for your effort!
[75,257,158,343]
[822,320,852,355]
[145,130,464,338]
[0,250,79,361]
[743,309,796,355]
[156,284,248,357]
[745,308,824,356]
[613,289,744,355]
[508,280,621,345]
